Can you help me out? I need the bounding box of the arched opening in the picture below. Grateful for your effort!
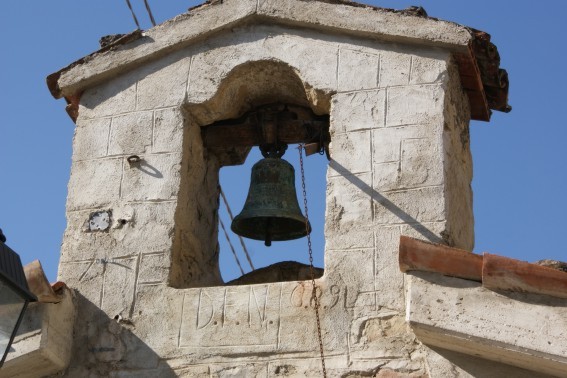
[218,140,327,284]
[170,60,332,288]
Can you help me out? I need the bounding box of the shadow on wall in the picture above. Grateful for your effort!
[129,159,163,178]
[64,293,177,377]
[329,160,443,244]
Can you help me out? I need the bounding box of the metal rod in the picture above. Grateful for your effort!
[220,187,255,271]
[124,0,141,29]
[219,218,245,276]
[143,0,157,26]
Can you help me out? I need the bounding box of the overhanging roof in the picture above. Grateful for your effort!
[46,0,510,121]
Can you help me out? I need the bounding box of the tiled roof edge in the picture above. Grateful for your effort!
[399,235,567,300]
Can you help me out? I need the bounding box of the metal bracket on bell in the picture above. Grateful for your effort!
[260,143,288,159]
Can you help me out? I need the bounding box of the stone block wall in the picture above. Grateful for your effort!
[58,24,476,377]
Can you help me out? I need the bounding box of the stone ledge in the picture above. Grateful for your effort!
[0,288,76,378]
[407,272,567,377]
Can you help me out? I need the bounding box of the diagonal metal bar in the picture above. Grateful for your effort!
[220,187,255,271]
[124,0,141,29]
[219,218,245,276]
[143,0,157,26]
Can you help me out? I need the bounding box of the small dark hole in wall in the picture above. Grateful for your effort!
[218,147,327,284]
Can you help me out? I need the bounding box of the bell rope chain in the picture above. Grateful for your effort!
[298,144,327,378]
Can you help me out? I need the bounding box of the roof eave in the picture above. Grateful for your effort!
[47,0,508,121]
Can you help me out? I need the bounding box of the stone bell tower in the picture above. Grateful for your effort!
[15,1,565,377]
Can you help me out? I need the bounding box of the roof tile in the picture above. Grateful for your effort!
[483,253,567,299]
[399,236,567,299]
[399,235,482,281]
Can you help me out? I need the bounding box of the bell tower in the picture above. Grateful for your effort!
[43,1,560,377]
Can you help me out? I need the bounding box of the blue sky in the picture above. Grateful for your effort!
[1,1,565,282]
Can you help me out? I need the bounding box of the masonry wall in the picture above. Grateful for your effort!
[58,24,481,377]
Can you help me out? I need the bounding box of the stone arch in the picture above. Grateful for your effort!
[185,59,332,126]
[169,59,332,288]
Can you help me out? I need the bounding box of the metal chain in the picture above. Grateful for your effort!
[298,144,327,378]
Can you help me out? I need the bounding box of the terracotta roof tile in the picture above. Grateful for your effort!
[399,235,567,299]
[483,253,567,299]
[399,236,482,281]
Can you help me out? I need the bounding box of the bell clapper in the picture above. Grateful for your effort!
[265,218,272,247]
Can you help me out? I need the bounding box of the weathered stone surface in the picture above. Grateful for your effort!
[73,117,111,160]
[409,52,449,85]
[374,186,446,225]
[136,51,191,111]
[61,201,177,263]
[256,0,473,49]
[374,226,406,310]
[138,252,169,284]
[132,285,184,353]
[329,131,372,175]
[442,60,474,250]
[277,280,349,354]
[101,256,138,315]
[0,289,75,378]
[331,90,386,134]
[386,84,444,127]
[79,74,137,119]
[178,284,281,350]
[379,51,412,87]
[326,249,374,308]
[408,272,567,377]
[108,112,153,156]
[66,158,122,211]
[58,260,104,306]
[400,137,443,187]
[186,28,276,106]
[265,34,339,94]
[153,108,184,153]
[325,172,374,250]
[120,153,182,202]
[372,123,439,164]
[338,48,379,91]
[424,346,555,378]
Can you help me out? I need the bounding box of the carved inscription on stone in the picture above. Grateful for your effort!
[179,284,281,348]
[278,282,346,353]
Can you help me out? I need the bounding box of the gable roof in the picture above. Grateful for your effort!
[46,0,510,121]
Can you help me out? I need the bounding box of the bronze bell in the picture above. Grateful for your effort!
[231,157,311,246]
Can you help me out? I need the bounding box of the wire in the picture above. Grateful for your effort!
[220,187,255,271]
[143,0,157,27]
[219,218,245,276]
[124,0,141,29]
